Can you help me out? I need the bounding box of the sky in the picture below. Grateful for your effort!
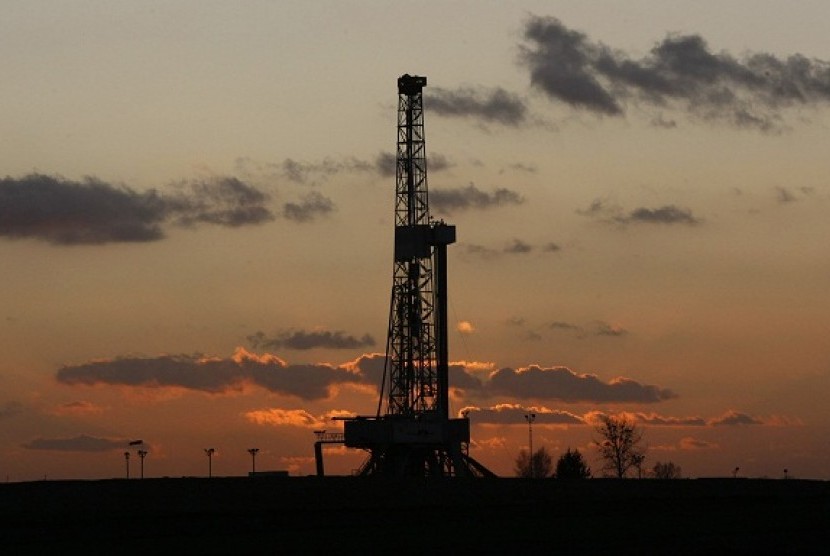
[2,0,830,481]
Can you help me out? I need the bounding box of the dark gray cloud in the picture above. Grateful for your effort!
[375,152,453,179]
[56,350,369,400]
[248,329,375,351]
[622,205,700,225]
[502,162,537,174]
[430,183,524,215]
[708,411,764,426]
[282,191,335,222]
[281,157,374,184]
[171,177,274,228]
[449,363,486,392]
[462,244,500,259]
[0,174,274,245]
[429,86,528,126]
[22,434,127,452]
[549,320,626,338]
[0,400,24,420]
[504,238,533,254]
[520,15,830,130]
[485,365,676,403]
[580,199,700,225]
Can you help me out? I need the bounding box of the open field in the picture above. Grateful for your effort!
[1,477,827,554]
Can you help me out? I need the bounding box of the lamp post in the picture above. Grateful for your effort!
[248,448,259,474]
[205,448,216,478]
[137,450,148,479]
[124,451,130,479]
[524,412,536,478]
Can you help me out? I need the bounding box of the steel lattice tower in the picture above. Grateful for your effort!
[342,75,495,478]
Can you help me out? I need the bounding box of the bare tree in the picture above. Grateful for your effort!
[594,414,646,478]
[652,461,682,479]
[554,447,592,479]
[514,447,553,478]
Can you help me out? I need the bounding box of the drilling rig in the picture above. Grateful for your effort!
[341,74,495,478]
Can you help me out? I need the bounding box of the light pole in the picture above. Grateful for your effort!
[205,448,216,478]
[248,448,259,475]
[124,451,130,479]
[137,450,148,479]
[524,412,536,478]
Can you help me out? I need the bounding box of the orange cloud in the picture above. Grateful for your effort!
[50,400,106,416]
[456,321,475,334]
[244,408,326,428]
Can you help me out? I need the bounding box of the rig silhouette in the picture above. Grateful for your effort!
[316,74,495,478]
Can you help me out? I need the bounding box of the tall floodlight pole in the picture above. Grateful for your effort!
[137,450,148,479]
[123,451,130,479]
[525,413,536,478]
[248,448,259,474]
[205,448,215,478]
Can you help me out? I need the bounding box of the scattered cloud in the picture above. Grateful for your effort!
[776,186,797,203]
[460,403,585,425]
[429,86,528,126]
[461,243,500,259]
[680,437,719,450]
[504,238,533,254]
[0,400,24,420]
[594,321,628,337]
[374,152,452,178]
[579,198,700,225]
[501,162,537,174]
[247,329,375,350]
[708,410,765,426]
[50,401,106,416]
[622,205,700,225]
[22,434,128,452]
[430,183,524,215]
[0,173,274,245]
[484,365,677,403]
[282,191,335,222]
[244,408,326,428]
[458,407,790,431]
[520,15,830,130]
[456,321,476,334]
[56,348,369,401]
[634,413,708,426]
[548,320,627,338]
[281,157,373,184]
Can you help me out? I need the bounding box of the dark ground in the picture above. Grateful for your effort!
[1,476,827,554]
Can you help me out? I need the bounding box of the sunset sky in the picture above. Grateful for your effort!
[2,0,830,481]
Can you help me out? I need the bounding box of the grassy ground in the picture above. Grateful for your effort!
[1,476,827,554]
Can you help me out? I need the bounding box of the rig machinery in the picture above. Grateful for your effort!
[339,74,495,477]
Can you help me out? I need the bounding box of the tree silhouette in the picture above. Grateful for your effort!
[554,447,592,479]
[514,447,553,478]
[594,414,646,478]
[652,461,682,479]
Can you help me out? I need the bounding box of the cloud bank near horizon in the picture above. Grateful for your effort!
[56,349,677,406]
